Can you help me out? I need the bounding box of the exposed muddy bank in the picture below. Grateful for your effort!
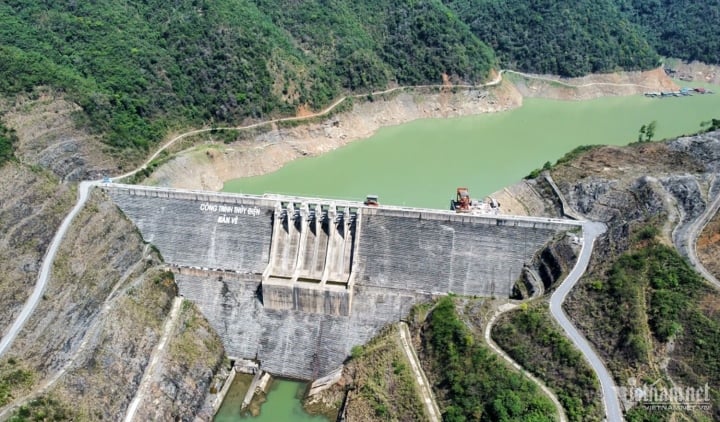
[145,68,676,191]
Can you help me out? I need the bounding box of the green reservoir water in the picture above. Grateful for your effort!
[215,379,327,422]
[225,90,720,209]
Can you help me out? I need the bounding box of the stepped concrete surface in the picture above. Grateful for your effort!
[105,183,580,380]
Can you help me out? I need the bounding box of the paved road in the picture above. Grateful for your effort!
[681,179,720,289]
[0,181,96,357]
[483,303,568,422]
[549,221,623,422]
[398,322,441,422]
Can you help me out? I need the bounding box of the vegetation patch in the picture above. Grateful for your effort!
[0,122,18,166]
[0,358,34,407]
[169,299,223,366]
[620,1,720,65]
[570,225,720,420]
[526,144,601,179]
[492,303,603,421]
[443,0,660,76]
[9,395,76,422]
[421,296,556,421]
[701,118,720,133]
[344,325,426,421]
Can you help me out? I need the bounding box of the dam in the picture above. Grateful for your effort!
[105,183,580,380]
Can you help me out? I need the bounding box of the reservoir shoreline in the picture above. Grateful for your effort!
[145,68,677,191]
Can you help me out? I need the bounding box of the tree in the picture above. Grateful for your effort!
[701,118,720,133]
[638,120,657,142]
[645,121,657,141]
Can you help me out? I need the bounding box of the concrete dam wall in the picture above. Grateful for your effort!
[105,184,579,379]
[106,185,275,273]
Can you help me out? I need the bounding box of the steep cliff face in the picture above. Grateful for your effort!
[133,300,225,421]
[2,92,123,180]
[512,237,578,300]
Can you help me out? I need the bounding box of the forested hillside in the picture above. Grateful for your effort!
[617,0,720,65]
[1,0,717,158]
[442,0,660,76]
[254,1,495,91]
[0,0,495,157]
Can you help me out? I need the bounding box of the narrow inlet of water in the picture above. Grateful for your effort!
[215,377,327,422]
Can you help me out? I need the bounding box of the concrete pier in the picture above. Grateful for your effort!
[268,203,302,280]
[324,207,355,284]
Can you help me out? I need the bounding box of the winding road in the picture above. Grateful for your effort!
[679,178,720,289]
[549,221,622,421]
[0,181,95,357]
[483,303,568,422]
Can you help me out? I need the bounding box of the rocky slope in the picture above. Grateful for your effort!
[0,163,74,338]
[698,211,720,279]
[0,188,223,420]
[0,84,227,419]
[132,300,225,421]
[552,133,720,419]
[1,91,123,180]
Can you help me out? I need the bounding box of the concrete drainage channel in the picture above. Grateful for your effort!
[398,322,442,422]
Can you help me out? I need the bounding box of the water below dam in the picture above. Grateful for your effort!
[225,86,720,209]
[214,378,327,422]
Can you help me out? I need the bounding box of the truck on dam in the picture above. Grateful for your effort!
[450,187,500,215]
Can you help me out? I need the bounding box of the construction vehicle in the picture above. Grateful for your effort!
[364,195,379,207]
[451,187,472,212]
